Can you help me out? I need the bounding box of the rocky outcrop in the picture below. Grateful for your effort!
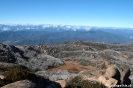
[0,44,64,71]
[34,42,133,70]
[1,79,62,88]
[104,65,121,81]
[36,70,76,81]
[1,77,62,88]
[1,80,36,88]
[0,62,29,73]
[119,67,131,86]
[0,42,133,88]
[55,80,67,88]
[98,76,118,87]
[98,65,131,88]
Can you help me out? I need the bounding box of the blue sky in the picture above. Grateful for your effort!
[0,0,133,28]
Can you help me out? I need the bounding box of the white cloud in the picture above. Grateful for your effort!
[2,27,10,31]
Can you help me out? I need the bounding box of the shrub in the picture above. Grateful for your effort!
[66,76,82,88]
[3,67,36,82]
[0,67,36,87]
[66,76,107,88]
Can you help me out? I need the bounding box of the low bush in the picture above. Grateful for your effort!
[3,67,36,82]
[66,76,107,88]
[0,67,36,87]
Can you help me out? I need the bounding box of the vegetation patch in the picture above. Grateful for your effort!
[66,76,107,88]
[0,67,36,87]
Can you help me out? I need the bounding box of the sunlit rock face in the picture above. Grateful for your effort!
[98,65,131,88]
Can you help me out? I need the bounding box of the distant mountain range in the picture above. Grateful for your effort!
[0,24,133,45]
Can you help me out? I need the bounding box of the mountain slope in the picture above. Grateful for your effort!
[0,43,64,71]
[0,30,131,46]
[1,24,133,45]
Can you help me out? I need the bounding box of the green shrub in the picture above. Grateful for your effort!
[66,76,107,88]
[3,67,36,82]
[0,67,36,87]
[67,76,82,88]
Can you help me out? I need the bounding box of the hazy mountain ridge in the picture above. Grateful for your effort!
[0,30,132,46]
[0,24,133,46]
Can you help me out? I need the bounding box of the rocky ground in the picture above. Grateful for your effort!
[34,41,133,70]
[0,41,133,88]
